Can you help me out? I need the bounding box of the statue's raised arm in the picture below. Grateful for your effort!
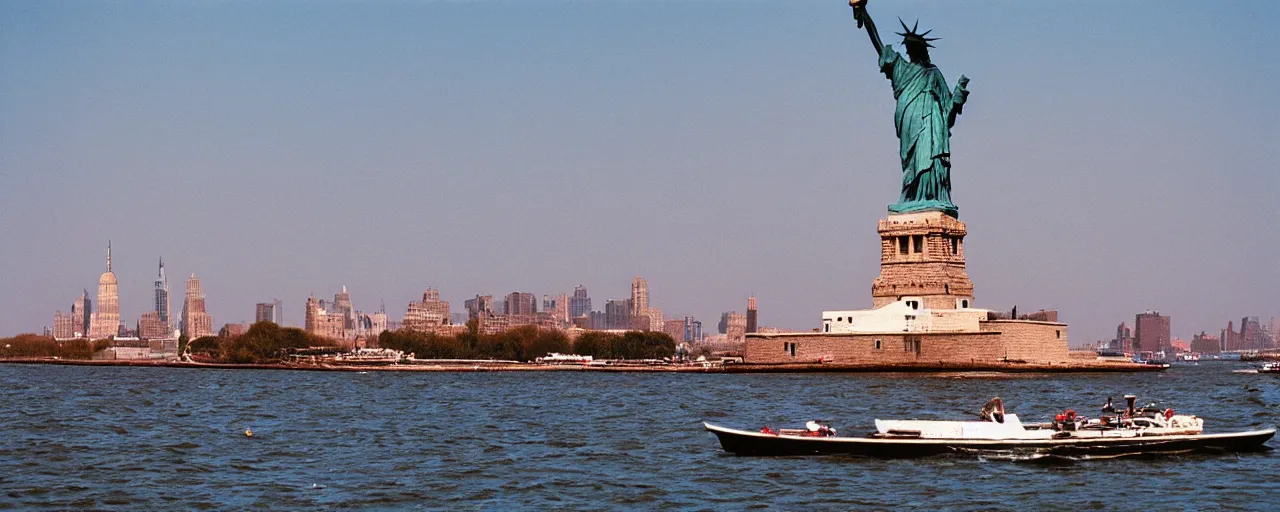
[850,0,884,56]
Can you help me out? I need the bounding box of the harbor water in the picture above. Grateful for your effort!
[2,362,1278,509]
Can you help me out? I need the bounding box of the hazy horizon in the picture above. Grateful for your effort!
[3,0,1278,345]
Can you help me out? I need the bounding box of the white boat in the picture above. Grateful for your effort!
[705,396,1274,458]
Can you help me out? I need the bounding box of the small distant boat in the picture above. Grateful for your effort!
[535,353,594,364]
[1132,352,1172,368]
[1259,362,1280,374]
[706,396,1273,458]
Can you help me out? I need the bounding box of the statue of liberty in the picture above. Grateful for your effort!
[850,0,969,218]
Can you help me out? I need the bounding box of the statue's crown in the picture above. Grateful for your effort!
[896,18,939,48]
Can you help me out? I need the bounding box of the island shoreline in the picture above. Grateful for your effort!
[0,358,1165,373]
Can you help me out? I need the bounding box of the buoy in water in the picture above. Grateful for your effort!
[244,428,254,437]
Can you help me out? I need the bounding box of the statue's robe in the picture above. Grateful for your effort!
[879,44,967,212]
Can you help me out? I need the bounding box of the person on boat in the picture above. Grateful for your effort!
[1101,396,1116,413]
[979,397,1005,423]
[1053,409,1079,431]
[805,420,837,437]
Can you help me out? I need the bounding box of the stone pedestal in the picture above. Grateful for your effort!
[871,210,974,309]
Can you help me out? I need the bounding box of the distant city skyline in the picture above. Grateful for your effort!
[35,242,1279,350]
[40,243,746,335]
[3,1,1278,344]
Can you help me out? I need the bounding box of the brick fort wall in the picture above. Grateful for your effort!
[745,320,1068,365]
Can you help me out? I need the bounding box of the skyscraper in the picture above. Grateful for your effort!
[556,292,570,324]
[569,285,591,319]
[631,276,649,316]
[539,293,570,327]
[746,296,758,334]
[505,291,536,316]
[1240,317,1269,350]
[1271,317,1280,350]
[305,294,346,340]
[644,306,663,332]
[73,290,90,338]
[465,295,493,319]
[1110,321,1134,352]
[333,286,356,331]
[89,242,120,339]
[154,257,170,325]
[1134,310,1170,354]
[1222,320,1237,352]
[725,312,747,342]
[683,316,703,343]
[256,299,283,324]
[181,273,214,339]
[664,318,687,341]
[358,311,389,337]
[588,310,608,330]
[53,310,75,339]
[605,299,632,330]
[404,289,451,331]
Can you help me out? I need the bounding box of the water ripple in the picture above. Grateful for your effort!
[0,363,1277,509]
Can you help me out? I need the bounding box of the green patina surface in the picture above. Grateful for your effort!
[853,3,968,218]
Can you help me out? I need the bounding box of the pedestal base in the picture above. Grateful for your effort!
[871,211,974,309]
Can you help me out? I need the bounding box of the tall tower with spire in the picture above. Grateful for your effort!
[333,285,355,331]
[154,257,170,325]
[89,241,120,339]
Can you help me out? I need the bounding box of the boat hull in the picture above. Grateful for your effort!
[705,423,1275,458]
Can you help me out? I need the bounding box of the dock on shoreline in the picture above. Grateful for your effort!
[0,357,1166,373]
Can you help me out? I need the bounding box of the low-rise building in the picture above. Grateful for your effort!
[1191,332,1221,355]
[219,323,248,338]
[664,318,687,342]
[138,311,171,339]
[477,312,559,335]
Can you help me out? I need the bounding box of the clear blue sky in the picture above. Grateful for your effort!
[2,0,1278,345]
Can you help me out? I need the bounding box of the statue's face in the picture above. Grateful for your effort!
[905,43,932,65]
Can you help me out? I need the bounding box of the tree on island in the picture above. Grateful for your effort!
[0,334,105,359]
[378,329,469,359]
[185,321,339,364]
[378,324,571,361]
[571,331,676,360]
